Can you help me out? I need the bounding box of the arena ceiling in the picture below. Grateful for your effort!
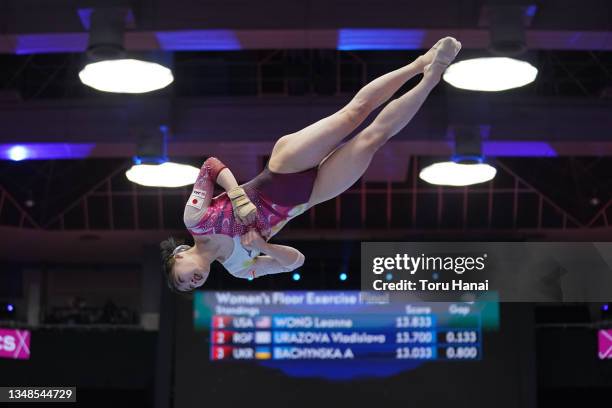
[0,0,610,258]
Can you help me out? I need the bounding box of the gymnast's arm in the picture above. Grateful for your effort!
[236,230,305,278]
[183,157,239,227]
[233,250,306,279]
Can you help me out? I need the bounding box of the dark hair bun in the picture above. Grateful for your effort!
[159,236,194,299]
[160,237,180,262]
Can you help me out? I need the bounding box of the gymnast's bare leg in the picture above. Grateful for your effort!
[266,37,461,207]
[267,40,446,174]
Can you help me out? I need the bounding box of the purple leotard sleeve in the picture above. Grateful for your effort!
[183,157,227,228]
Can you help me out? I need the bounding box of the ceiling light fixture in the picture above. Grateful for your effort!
[443,4,538,92]
[125,126,199,188]
[126,161,199,188]
[79,8,174,94]
[419,126,497,186]
[443,57,537,92]
[419,159,497,187]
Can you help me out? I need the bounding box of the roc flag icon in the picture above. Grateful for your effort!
[598,329,612,359]
[255,316,271,328]
[255,331,271,344]
[255,347,271,360]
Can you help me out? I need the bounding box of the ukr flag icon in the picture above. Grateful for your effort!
[255,347,271,360]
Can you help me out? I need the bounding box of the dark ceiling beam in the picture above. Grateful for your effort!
[2,1,612,52]
[2,0,612,32]
[2,226,611,263]
[1,29,612,54]
[0,95,610,144]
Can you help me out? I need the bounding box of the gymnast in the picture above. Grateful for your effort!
[161,37,462,293]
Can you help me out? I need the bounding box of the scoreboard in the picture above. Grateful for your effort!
[194,291,484,362]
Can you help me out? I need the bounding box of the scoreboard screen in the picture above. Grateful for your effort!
[599,329,612,359]
[194,291,492,363]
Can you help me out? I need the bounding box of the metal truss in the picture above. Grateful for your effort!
[5,49,610,100]
[588,199,612,228]
[0,184,40,229]
[0,158,600,235]
[537,50,612,98]
[252,49,612,99]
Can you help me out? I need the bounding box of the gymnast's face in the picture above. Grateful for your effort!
[172,247,210,291]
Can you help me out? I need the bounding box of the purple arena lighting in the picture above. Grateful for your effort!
[7,145,29,161]
[482,141,557,157]
[15,33,87,54]
[1,143,95,161]
[337,29,425,50]
[156,30,241,51]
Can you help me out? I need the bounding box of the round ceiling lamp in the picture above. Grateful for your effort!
[79,59,173,94]
[443,57,538,92]
[443,4,538,92]
[419,126,497,187]
[126,161,199,188]
[419,160,497,187]
[79,8,173,94]
[125,126,199,188]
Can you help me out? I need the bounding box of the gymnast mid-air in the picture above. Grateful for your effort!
[161,37,462,293]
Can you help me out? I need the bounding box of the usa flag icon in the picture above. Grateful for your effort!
[598,329,612,359]
[255,316,271,328]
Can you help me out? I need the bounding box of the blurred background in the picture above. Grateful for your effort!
[0,0,611,407]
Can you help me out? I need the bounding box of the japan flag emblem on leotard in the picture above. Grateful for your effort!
[187,194,204,209]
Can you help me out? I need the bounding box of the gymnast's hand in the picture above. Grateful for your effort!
[227,186,258,225]
[240,229,267,252]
